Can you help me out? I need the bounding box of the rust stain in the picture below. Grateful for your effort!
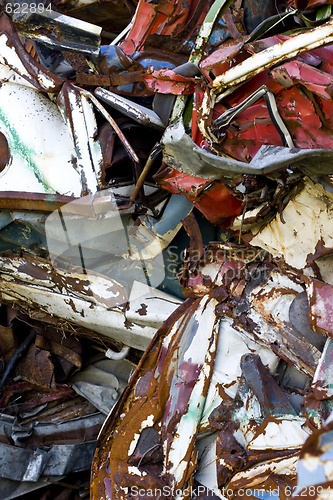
[0,132,10,173]
[135,303,148,316]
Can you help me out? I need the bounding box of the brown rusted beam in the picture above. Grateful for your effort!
[0,192,76,212]
[76,70,146,87]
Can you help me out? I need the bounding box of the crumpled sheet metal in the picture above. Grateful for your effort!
[212,19,333,95]
[2,0,333,497]
[241,269,322,378]
[246,177,333,272]
[44,441,98,476]
[71,358,135,415]
[0,443,50,482]
[91,294,221,500]
[118,0,210,55]
[0,410,105,479]
[181,243,326,376]
[151,15,333,229]
[0,82,89,197]
[0,13,64,92]
[161,120,333,180]
[0,440,97,481]
[295,413,333,497]
[0,252,182,350]
[90,243,323,498]
[90,234,333,498]
[157,71,333,227]
[196,31,333,161]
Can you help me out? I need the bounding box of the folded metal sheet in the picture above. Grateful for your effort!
[14,10,102,56]
[91,295,221,499]
[25,412,105,447]
[161,120,333,180]
[249,178,333,270]
[0,443,50,482]
[0,83,89,197]
[0,13,64,92]
[0,253,182,350]
[0,419,99,481]
[95,88,165,130]
[43,441,98,475]
[71,358,135,414]
[57,83,103,194]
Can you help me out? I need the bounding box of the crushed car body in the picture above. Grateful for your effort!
[1,0,333,497]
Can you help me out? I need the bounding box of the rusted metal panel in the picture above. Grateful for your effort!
[91,295,220,499]
[13,9,102,56]
[0,192,76,212]
[0,82,91,197]
[3,0,333,496]
[249,178,333,271]
[307,279,333,336]
[212,19,333,94]
[0,252,183,350]
[95,87,165,130]
[0,13,64,92]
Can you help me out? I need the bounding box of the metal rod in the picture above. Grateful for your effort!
[129,144,161,205]
[84,91,139,164]
[0,329,36,394]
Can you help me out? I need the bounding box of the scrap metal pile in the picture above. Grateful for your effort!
[1,0,333,497]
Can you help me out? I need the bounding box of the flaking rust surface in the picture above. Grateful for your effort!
[250,178,333,270]
[91,295,220,499]
[3,0,333,497]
